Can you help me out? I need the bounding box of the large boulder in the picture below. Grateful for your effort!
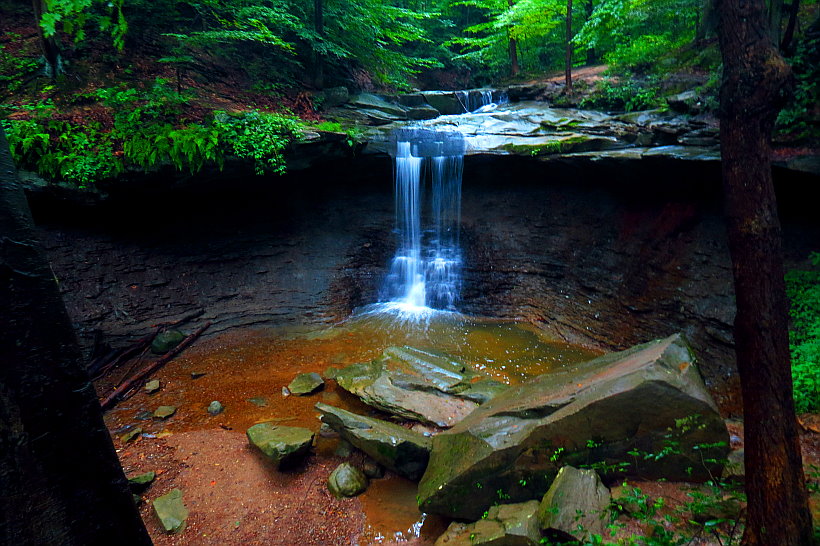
[316,402,431,480]
[435,500,541,546]
[417,334,729,519]
[537,466,611,542]
[421,91,466,115]
[348,93,408,118]
[332,346,508,427]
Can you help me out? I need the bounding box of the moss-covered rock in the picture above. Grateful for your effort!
[246,422,314,468]
[287,372,325,395]
[418,334,729,520]
[333,346,507,427]
[316,402,431,480]
[327,462,368,498]
[151,330,185,354]
[435,500,541,545]
[153,489,188,534]
[537,466,610,542]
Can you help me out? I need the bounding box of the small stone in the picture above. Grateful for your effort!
[282,386,290,397]
[119,427,142,443]
[134,411,153,421]
[153,488,188,534]
[132,494,142,506]
[153,406,177,419]
[334,438,353,458]
[207,401,224,415]
[247,397,268,407]
[246,423,314,468]
[288,372,325,396]
[144,380,161,394]
[328,462,368,498]
[362,459,385,479]
[319,423,339,438]
[151,330,185,355]
[128,471,156,493]
[190,371,207,380]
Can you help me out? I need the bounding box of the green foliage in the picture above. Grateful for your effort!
[579,78,661,112]
[214,110,303,175]
[776,20,820,141]
[0,37,40,93]
[40,0,128,50]
[785,252,820,413]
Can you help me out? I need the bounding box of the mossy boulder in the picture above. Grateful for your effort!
[327,462,368,498]
[151,330,185,354]
[246,423,314,468]
[153,489,188,534]
[537,466,610,542]
[288,372,325,395]
[435,500,541,546]
[316,402,431,480]
[418,334,729,519]
[333,346,507,427]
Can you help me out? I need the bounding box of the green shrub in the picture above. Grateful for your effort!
[786,252,820,413]
[213,110,303,175]
[580,78,662,112]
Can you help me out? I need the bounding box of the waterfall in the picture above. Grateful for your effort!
[381,129,465,312]
[456,89,497,113]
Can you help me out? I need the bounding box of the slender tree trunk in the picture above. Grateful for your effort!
[780,0,800,53]
[314,0,324,88]
[508,0,519,77]
[565,0,573,93]
[0,127,151,545]
[716,0,814,544]
[585,0,596,64]
[696,0,718,42]
[32,0,61,79]
[769,0,784,45]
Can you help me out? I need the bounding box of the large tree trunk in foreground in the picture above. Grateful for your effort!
[716,0,813,544]
[0,127,151,545]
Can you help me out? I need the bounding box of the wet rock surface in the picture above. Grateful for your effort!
[417,334,729,520]
[327,462,369,498]
[246,423,314,468]
[332,346,508,427]
[288,372,325,395]
[537,466,611,542]
[435,500,541,546]
[153,488,188,534]
[316,402,431,480]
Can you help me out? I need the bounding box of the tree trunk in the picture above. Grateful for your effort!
[696,0,718,42]
[0,127,151,545]
[313,0,324,88]
[716,0,814,544]
[585,0,596,64]
[32,0,61,79]
[780,0,800,54]
[508,0,519,77]
[565,0,573,93]
[769,0,784,45]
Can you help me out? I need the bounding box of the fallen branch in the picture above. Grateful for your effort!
[100,322,211,411]
[90,331,157,380]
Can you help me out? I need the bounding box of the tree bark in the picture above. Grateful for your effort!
[565,0,573,93]
[32,0,61,79]
[716,0,814,544]
[313,0,324,88]
[508,0,519,77]
[696,0,718,42]
[585,0,596,64]
[769,0,784,45]
[780,0,800,54]
[0,126,151,545]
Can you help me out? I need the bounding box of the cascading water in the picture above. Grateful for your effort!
[457,89,498,113]
[380,129,465,314]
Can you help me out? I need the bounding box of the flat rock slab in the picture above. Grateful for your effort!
[246,423,314,468]
[418,333,729,519]
[288,372,325,395]
[153,406,177,419]
[538,466,610,542]
[316,402,431,480]
[153,488,188,534]
[435,500,541,546]
[327,462,368,498]
[333,346,507,427]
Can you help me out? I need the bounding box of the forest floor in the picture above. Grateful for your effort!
[101,327,820,545]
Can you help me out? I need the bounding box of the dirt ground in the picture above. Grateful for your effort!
[104,327,820,545]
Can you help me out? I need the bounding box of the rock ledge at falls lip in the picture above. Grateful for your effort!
[359,102,723,161]
[417,333,729,520]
